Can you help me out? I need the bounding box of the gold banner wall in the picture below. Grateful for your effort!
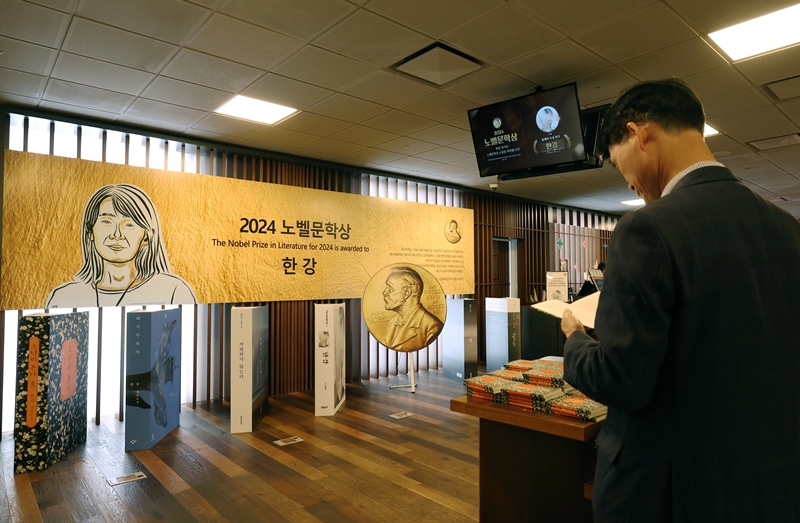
[2,151,474,310]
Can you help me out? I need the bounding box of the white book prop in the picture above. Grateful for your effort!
[314,303,346,416]
[532,292,600,329]
[230,305,270,433]
[545,272,569,303]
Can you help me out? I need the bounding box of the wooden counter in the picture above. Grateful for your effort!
[450,395,603,523]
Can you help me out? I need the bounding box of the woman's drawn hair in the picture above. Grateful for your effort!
[75,184,171,284]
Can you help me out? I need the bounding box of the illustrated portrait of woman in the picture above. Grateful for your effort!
[46,184,197,308]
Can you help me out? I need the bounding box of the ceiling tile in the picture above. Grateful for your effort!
[0,37,58,76]
[342,70,436,107]
[219,0,354,41]
[705,134,754,159]
[0,0,70,47]
[778,98,800,126]
[191,113,267,139]
[0,68,47,98]
[505,40,607,88]
[702,88,772,119]
[271,46,375,91]
[450,139,476,153]
[329,125,398,146]
[444,6,563,65]
[62,18,178,73]
[573,3,695,63]
[28,0,78,12]
[414,147,472,163]
[384,157,443,173]
[449,156,480,170]
[735,45,800,86]
[186,13,302,70]
[365,0,504,39]
[141,76,231,112]
[118,114,190,134]
[360,110,437,135]
[515,0,656,36]
[620,38,727,81]
[51,52,154,95]
[43,78,133,112]
[709,106,800,143]
[294,138,365,157]
[305,93,390,122]
[375,136,438,155]
[759,143,800,176]
[275,111,352,136]
[682,66,752,99]
[313,10,433,67]
[182,128,244,146]
[161,49,263,92]
[573,67,638,107]
[78,0,209,44]
[238,136,295,153]
[447,114,471,131]
[123,98,206,128]
[767,75,800,101]
[400,91,476,122]
[343,148,405,164]
[38,99,119,120]
[445,68,536,105]
[667,0,799,33]
[408,124,471,146]
[249,126,321,148]
[241,73,333,110]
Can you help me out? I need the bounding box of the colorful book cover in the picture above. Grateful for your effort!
[14,311,90,473]
[125,308,181,451]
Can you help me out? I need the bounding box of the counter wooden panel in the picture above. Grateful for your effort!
[450,395,603,523]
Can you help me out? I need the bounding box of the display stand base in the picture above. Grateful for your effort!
[390,353,417,393]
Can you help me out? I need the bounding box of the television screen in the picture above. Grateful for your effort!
[468,83,587,178]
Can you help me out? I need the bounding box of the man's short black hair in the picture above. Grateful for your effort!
[599,78,706,159]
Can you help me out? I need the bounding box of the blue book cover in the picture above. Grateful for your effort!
[125,308,181,451]
[14,311,90,473]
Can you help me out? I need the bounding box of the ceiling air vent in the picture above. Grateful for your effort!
[391,43,482,87]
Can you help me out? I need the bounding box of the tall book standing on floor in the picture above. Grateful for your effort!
[485,298,521,372]
[314,303,346,416]
[14,311,90,473]
[125,308,181,451]
[230,305,270,433]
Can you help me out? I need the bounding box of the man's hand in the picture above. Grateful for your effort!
[561,309,586,338]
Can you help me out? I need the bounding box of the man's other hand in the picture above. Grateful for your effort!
[561,310,586,338]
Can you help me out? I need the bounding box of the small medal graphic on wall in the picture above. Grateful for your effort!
[362,263,446,353]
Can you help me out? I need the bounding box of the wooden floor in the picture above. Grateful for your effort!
[1,370,479,523]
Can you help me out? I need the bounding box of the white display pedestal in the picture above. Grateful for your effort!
[485,297,521,372]
[442,298,478,382]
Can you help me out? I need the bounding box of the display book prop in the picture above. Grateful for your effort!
[229,305,270,433]
[14,311,90,473]
[125,308,181,451]
[532,291,599,329]
[463,358,607,422]
[442,298,478,383]
[485,298,521,372]
[314,303,346,416]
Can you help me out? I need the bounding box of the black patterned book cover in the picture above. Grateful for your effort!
[14,311,90,473]
[125,308,181,451]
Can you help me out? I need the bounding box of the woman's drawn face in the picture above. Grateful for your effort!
[91,197,146,264]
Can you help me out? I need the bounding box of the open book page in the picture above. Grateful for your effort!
[531,292,600,329]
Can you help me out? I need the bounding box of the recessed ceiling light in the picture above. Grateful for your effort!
[214,95,297,125]
[708,3,800,61]
[703,124,719,136]
[622,199,645,206]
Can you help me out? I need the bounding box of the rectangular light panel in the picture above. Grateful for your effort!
[709,3,800,61]
[215,95,297,125]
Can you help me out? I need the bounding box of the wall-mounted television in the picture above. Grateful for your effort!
[467,83,605,181]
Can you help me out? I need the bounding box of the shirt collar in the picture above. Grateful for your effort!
[661,161,725,197]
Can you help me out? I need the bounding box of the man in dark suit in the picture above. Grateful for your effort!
[561,79,800,522]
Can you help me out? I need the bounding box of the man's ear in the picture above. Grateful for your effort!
[628,122,650,151]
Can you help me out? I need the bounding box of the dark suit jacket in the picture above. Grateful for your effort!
[564,166,800,522]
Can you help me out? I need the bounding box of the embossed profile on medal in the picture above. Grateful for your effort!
[445,219,462,244]
[363,264,446,352]
[46,184,196,308]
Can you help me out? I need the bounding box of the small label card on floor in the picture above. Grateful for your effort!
[390,411,414,419]
[108,471,147,486]
[274,436,304,446]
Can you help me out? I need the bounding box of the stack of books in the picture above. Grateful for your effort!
[464,375,514,402]
[503,359,541,372]
[488,368,526,382]
[548,396,607,422]
[522,365,566,388]
[503,382,565,411]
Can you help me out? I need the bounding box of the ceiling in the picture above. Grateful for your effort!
[2,0,800,217]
